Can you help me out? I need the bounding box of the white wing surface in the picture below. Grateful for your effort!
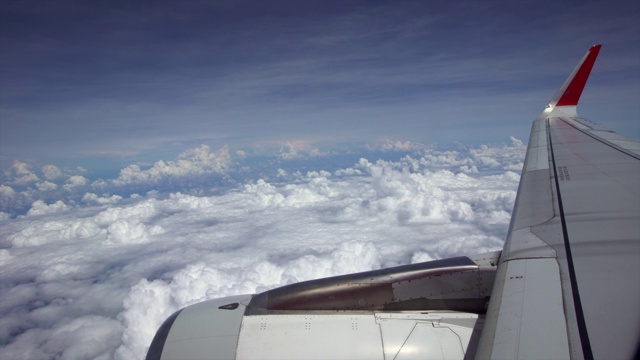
[477,44,640,360]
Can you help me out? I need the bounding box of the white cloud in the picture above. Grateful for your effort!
[0,185,30,214]
[113,145,231,186]
[62,175,89,191]
[42,165,63,181]
[334,166,363,176]
[64,175,89,190]
[379,139,425,152]
[410,251,435,263]
[0,140,525,359]
[82,193,123,205]
[0,138,525,218]
[106,219,164,245]
[36,181,58,192]
[470,136,526,171]
[509,136,524,147]
[277,141,325,160]
[407,150,473,169]
[459,165,479,174]
[0,184,17,199]
[114,241,382,359]
[115,279,175,360]
[4,161,39,185]
[26,200,69,217]
[0,249,12,264]
[1,314,123,360]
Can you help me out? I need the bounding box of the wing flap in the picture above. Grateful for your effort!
[481,258,571,359]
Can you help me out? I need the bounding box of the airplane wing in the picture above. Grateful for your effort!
[476,44,640,360]
[145,45,640,360]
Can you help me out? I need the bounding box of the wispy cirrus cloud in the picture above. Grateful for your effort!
[1,1,637,170]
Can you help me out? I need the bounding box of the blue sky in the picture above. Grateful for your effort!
[1,0,639,175]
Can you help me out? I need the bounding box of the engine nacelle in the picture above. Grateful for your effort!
[147,252,499,359]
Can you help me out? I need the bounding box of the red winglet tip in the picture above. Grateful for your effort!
[555,45,602,106]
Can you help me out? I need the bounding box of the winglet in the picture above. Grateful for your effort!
[543,44,602,118]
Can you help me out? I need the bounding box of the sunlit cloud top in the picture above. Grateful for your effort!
[0,139,524,359]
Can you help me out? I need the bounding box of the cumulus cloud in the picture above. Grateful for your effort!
[0,145,236,215]
[0,184,30,214]
[106,219,164,245]
[0,163,97,214]
[113,145,231,186]
[0,139,525,217]
[36,181,58,192]
[114,240,383,359]
[63,175,89,191]
[277,141,325,160]
[379,139,425,152]
[0,184,17,199]
[0,139,524,359]
[470,136,526,171]
[42,165,63,181]
[4,161,39,185]
[82,193,123,205]
[26,200,69,217]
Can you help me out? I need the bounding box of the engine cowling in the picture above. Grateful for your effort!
[147,252,499,359]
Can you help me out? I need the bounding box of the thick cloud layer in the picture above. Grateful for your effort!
[0,139,524,359]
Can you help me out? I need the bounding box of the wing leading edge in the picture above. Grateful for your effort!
[476,44,640,359]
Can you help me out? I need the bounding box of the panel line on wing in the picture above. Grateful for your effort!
[547,119,594,360]
[559,118,640,160]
